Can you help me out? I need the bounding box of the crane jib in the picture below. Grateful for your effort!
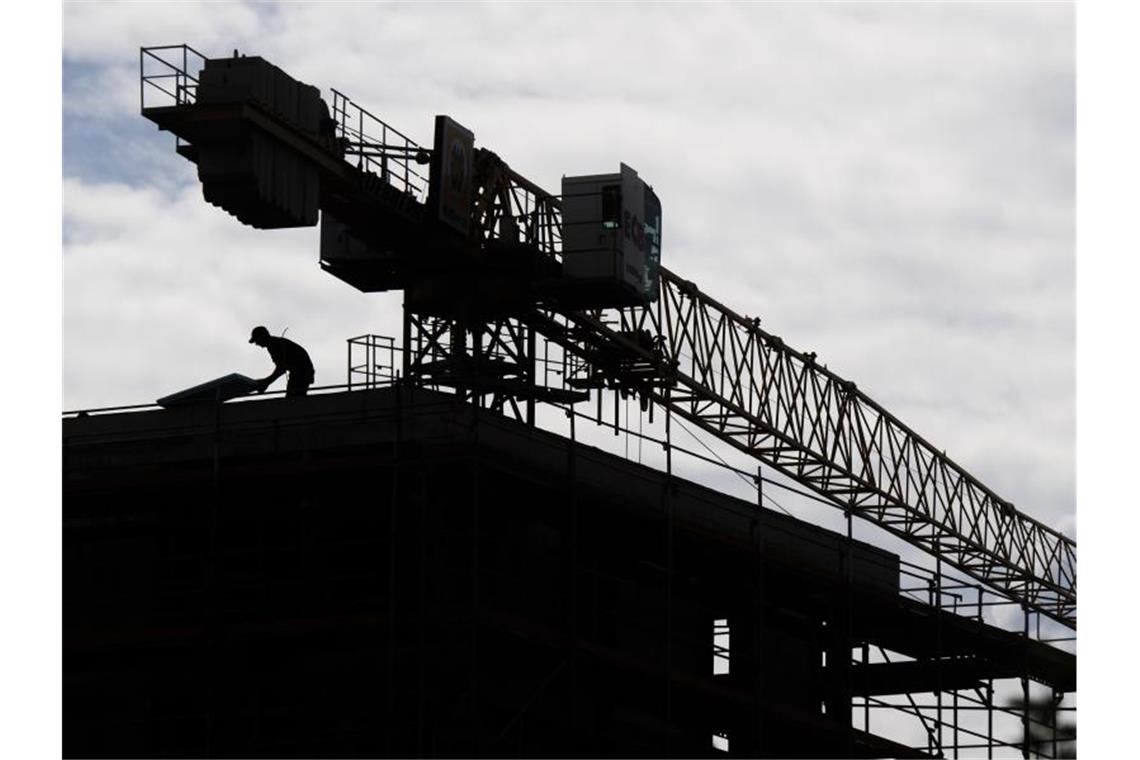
[536,266,1076,629]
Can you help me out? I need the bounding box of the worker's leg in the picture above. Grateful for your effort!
[285,374,310,397]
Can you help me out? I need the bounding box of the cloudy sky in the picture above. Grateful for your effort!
[63,1,1075,556]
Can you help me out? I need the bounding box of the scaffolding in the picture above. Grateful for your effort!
[341,335,1076,758]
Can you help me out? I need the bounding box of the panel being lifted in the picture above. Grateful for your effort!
[156,373,260,407]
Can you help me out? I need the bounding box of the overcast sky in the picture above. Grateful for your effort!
[62,2,1074,551]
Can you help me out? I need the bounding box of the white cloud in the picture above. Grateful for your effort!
[63,177,403,408]
[63,1,263,63]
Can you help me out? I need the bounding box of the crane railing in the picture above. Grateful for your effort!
[535,267,1076,628]
[470,149,563,255]
[139,44,207,110]
[328,89,431,203]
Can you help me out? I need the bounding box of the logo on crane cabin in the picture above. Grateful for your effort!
[447,139,466,194]
[432,115,475,235]
[619,163,662,302]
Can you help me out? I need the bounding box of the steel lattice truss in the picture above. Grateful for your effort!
[471,150,563,252]
[405,312,539,422]
[534,267,1076,629]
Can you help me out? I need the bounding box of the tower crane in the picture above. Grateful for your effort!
[138,44,1076,629]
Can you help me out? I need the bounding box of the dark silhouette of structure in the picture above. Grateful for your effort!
[59,44,1078,758]
[1005,695,1077,759]
[249,326,314,397]
[62,386,1074,757]
[156,373,260,407]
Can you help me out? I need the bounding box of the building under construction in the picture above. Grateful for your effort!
[62,46,1076,758]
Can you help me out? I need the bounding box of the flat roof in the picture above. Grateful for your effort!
[64,385,900,593]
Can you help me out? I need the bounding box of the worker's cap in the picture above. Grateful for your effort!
[249,326,270,344]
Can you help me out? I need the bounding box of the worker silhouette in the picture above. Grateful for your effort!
[249,326,315,397]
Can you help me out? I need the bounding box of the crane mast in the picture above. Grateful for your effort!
[139,44,1076,629]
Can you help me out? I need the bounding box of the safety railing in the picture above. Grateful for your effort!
[139,44,208,110]
[329,89,431,203]
[485,168,564,256]
[346,334,398,390]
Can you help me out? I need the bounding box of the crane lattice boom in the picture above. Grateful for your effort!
[531,267,1076,628]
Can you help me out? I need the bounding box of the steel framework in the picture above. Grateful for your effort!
[403,312,541,423]
[530,268,1076,628]
[137,43,1077,632]
[332,352,1078,757]
[433,118,1079,626]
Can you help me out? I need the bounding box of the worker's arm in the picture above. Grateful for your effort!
[257,365,287,392]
